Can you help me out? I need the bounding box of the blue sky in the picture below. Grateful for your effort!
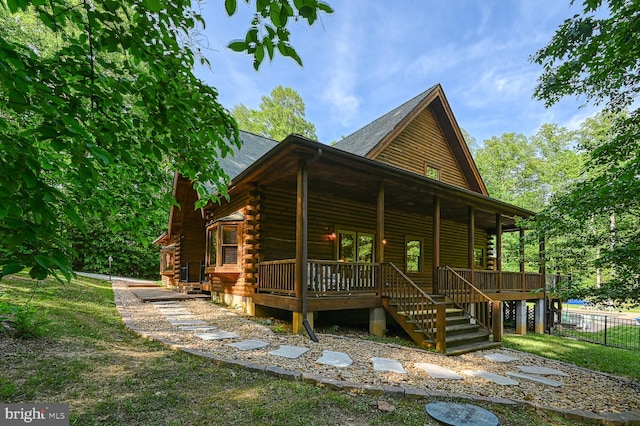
[193,1,599,145]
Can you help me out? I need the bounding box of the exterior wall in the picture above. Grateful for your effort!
[259,185,490,294]
[375,107,471,190]
[179,213,207,282]
[260,186,378,262]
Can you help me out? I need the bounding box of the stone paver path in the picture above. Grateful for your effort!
[484,353,519,363]
[115,281,640,424]
[227,339,270,351]
[268,345,310,359]
[506,371,564,387]
[317,350,353,367]
[371,357,407,374]
[516,365,568,376]
[461,370,519,386]
[195,331,240,340]
[415,363,462,380]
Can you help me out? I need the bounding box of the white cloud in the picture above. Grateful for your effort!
[319,4,363,127]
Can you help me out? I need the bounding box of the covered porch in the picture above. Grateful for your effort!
[209,137,554,353]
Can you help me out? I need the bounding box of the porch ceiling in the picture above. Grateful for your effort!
[229,137,531,232]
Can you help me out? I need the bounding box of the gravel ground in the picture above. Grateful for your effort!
[113,281,640,415]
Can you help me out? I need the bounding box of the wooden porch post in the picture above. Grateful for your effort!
[539,235,547,312]
[520,227,526,292]
[468,206,475,286]
[432,196,441,294]
[539,235,546,276]
[492,300,503,342]
[376,182,385,295]
[294,160,310,334]
[496,213,503,292]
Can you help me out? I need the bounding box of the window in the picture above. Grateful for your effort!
[221,225,239,266]
[336,230,375,263]
[425,163,440,180]
[206,222,241,269]
[160,247,175,273]
[474,247,485,267]
[357,233,374,263]
[207,228,217,267]
[406,238,422,272]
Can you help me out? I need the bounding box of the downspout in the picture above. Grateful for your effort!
[301,148,323,342]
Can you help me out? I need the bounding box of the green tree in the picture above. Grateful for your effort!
[532,0,640,304]
[474,126,584,272]
[0,0,333,281]
[231,85,318,141]
[475,133,539,210]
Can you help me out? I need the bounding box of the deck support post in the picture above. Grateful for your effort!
[496,214,503,292]
[369,307,386,337]
[515,300,527,335]
[433,196,441,293]
[468,206,475,286]
[534,299,545,334]
[293,311,314,334]
[376,182,385,295]
[491,300,503,342]
[520,228,526,292]
[436,304,447,353]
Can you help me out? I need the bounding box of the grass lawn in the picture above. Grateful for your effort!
[503,333,640,382]
[0,274,598,425]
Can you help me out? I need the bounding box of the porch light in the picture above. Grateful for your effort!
[328,231,337,241]
[383,239,387,245]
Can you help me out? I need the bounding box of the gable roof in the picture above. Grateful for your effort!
[333,84,488,195]
[333,85,438,156]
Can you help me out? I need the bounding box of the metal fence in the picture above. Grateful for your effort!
[552,311,640,351]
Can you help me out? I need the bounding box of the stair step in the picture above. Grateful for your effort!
[445,330,492,347]
[397,308,464,317]
[415,323,483,335]
[446,316,473,326]
[445,340,501,356]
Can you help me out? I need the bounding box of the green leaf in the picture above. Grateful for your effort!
[1,264,24,277]
[224,0,237,16]
[270,2,282,27]
[228,40,247,52]
[34,254,50,269]
[256,0,270,13]
[143,0,162,12]
[317,1,334,13]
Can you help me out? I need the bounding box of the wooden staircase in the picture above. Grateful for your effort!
[381,263,500,355]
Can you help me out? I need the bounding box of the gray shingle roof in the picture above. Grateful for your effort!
[333,85,438,156]
[217,131,279,180]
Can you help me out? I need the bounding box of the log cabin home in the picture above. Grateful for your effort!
[155,84,564,355]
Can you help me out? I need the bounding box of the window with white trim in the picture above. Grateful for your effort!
[206,222,242,269]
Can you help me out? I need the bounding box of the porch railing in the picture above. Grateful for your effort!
[438,266,497,337]
[257,260,296,295]
[257,259,379,296]
[442,268,546,293]
[381,262,443,346]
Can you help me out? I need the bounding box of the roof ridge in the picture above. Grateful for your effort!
[333,85,439,156]
[238,129,279,143]
[339,85,439,142]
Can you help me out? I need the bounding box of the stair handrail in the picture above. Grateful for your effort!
[381,262,443,343]
[440,266,494,334]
